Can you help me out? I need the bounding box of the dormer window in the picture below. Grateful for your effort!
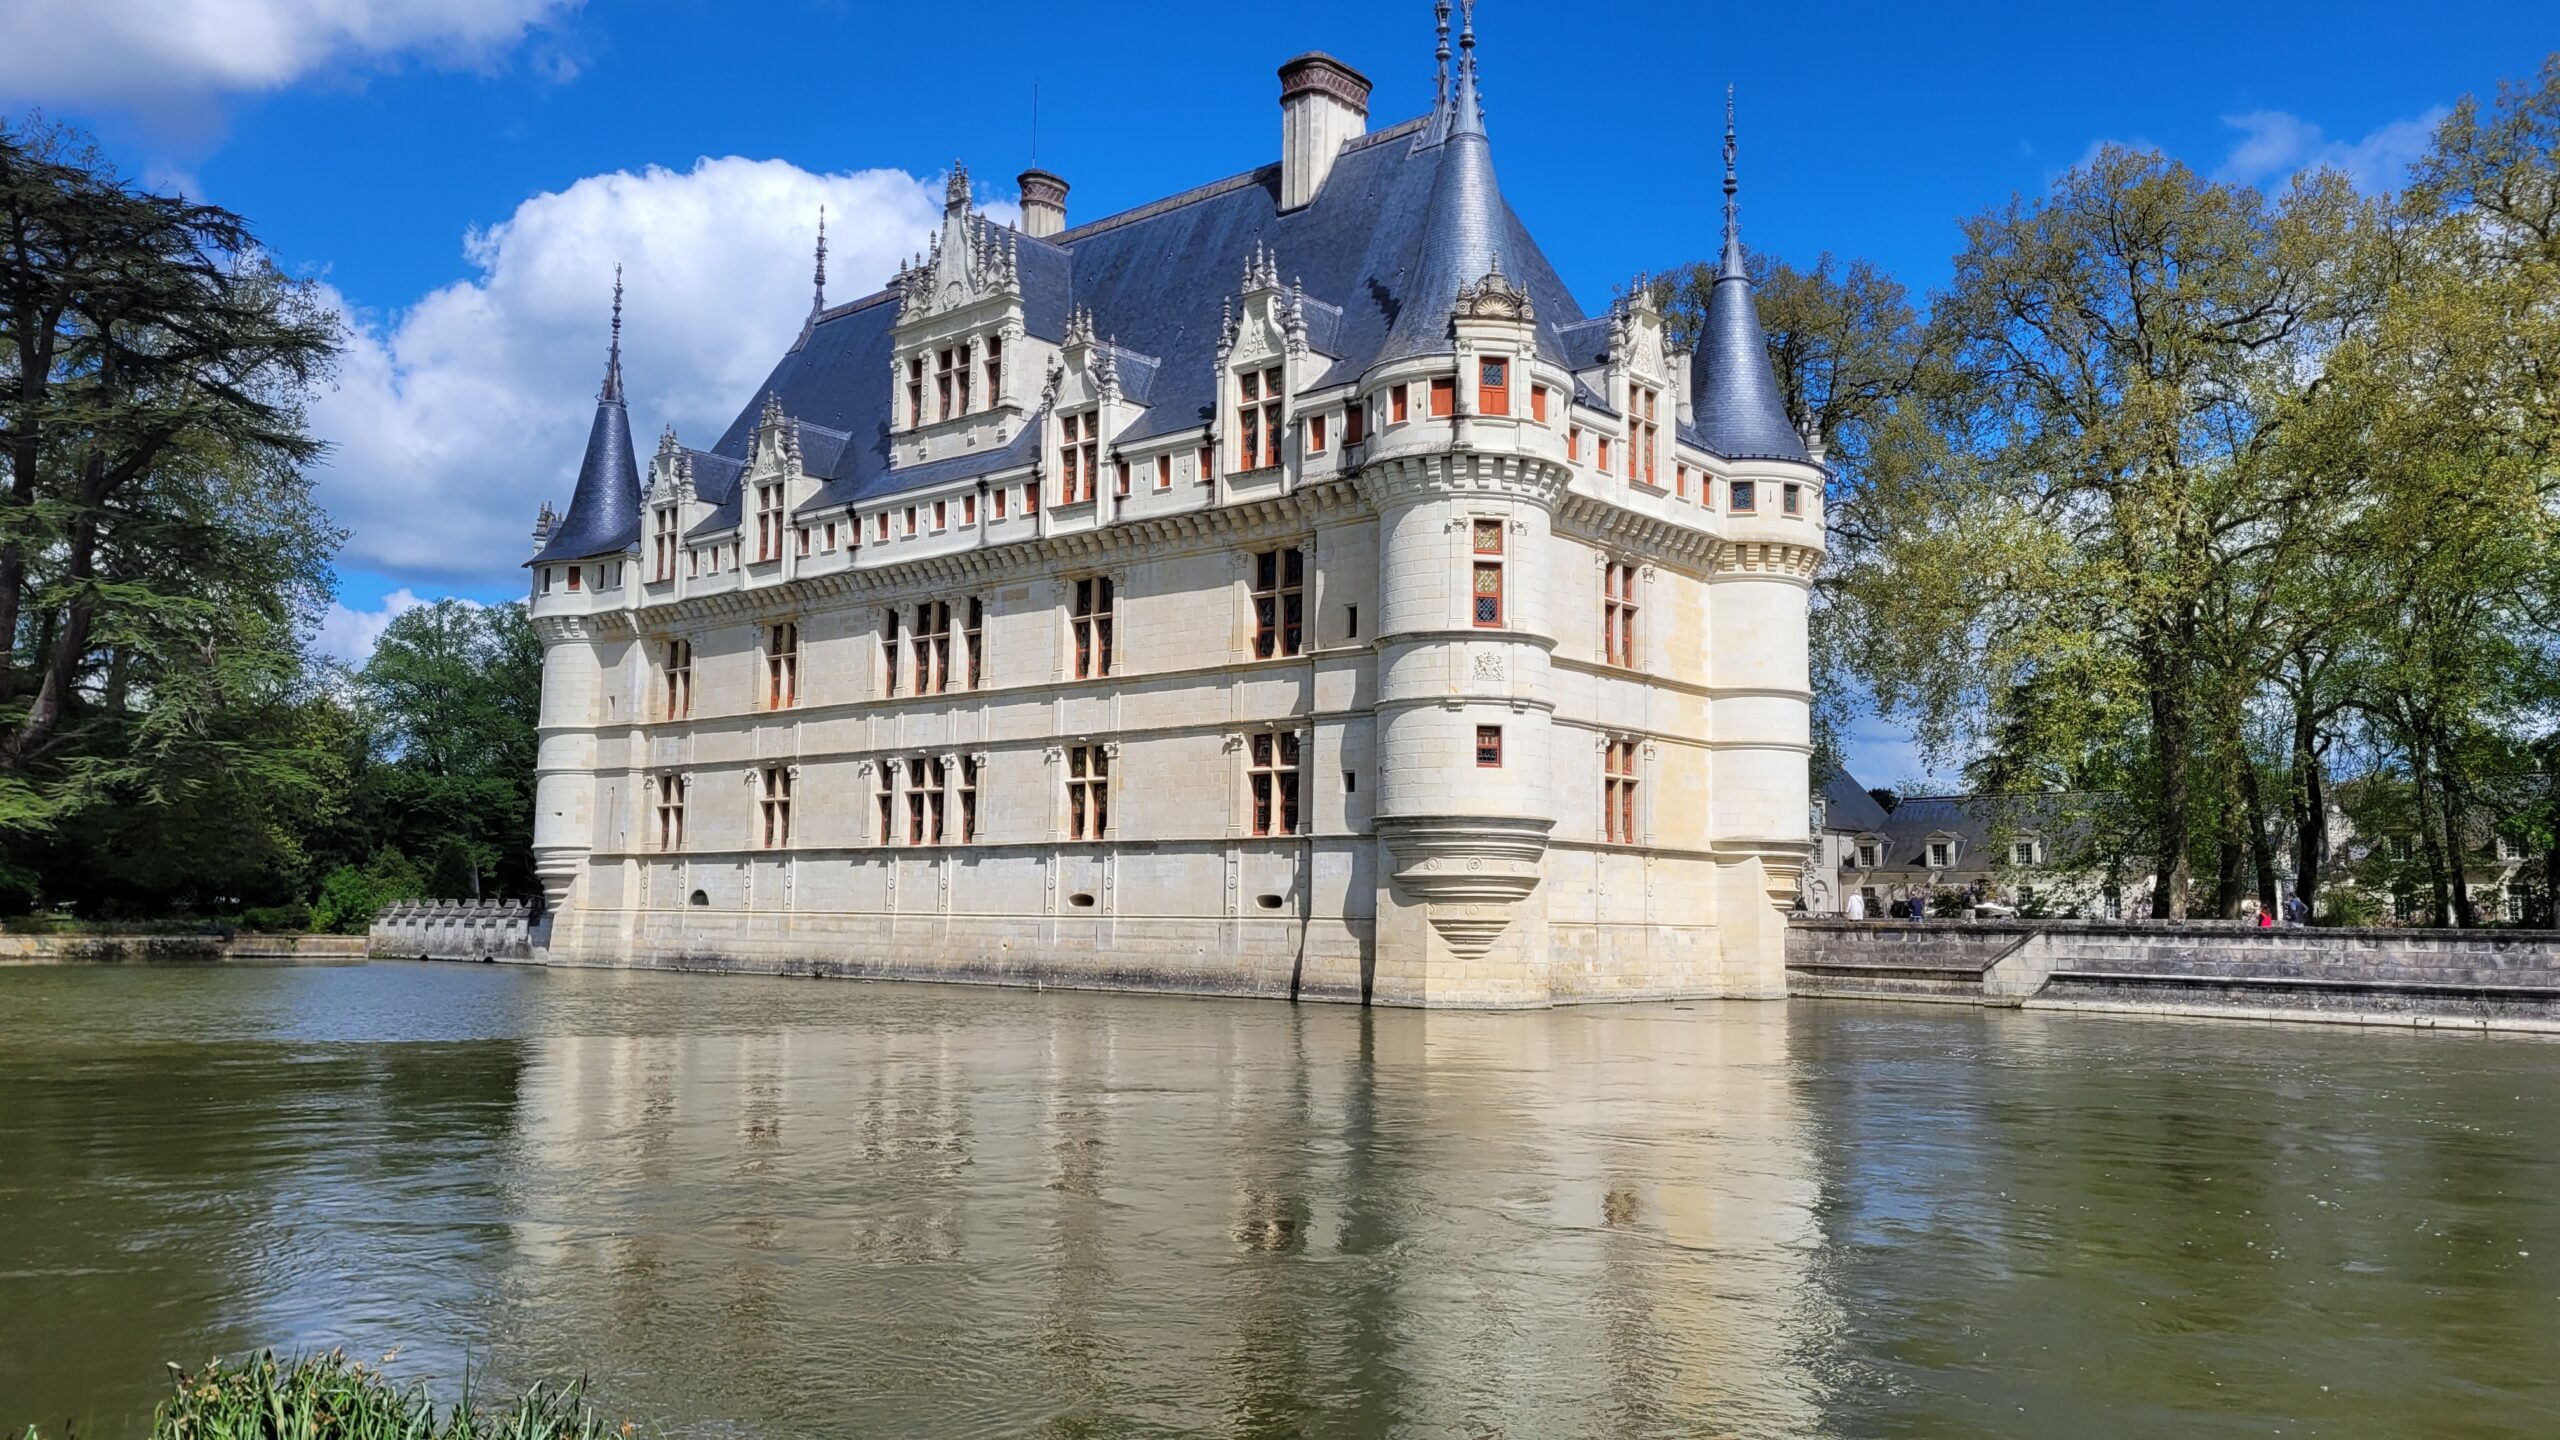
[908,357,926,428]
[1929,840,1953,870]
[653,508,678,582]
[1479,357,1511,416]
[1856,841,1878,869]
[1629,385,1659,486]
[983,336,1002,404]
[2011,839,2038,867]
[937,347,959,419]
[1060,412,1099,503]
[1237,368,1282,471]
[755,483,784,562]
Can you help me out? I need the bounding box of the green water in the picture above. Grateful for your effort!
[1,961,2554,1438]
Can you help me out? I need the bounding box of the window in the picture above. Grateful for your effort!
[934,499,948,531]
[908,357,926,428]
[1629,386,1659,486]
[1345,603,1358,640]
[2506,888,2525,923]
[905,505,918,537]
[654,508,679,581]
[1783,482,1802,515]
[1597,436,1613,472]
[654,775,686,850]
[1156,454,1172,491]
[1568,425,1582,462]
[937,347,958,420]
[993,487,1009,520]
[1248,730,1301,835]
[1027,480,1040,515]
[1072,576,1115,678]
[916,600,952,694]
[1060,412,1098,503]
[983,336,1001,406]
[1390,384,1409,423]
[1198,443,1215,484]
[1237,367,1282,470]
[660,638,693,720]
[909,756,945,844]
[1475,725,1503,768]
[1066,745,1109,839]
[959,756,980,843]
[1343,402,1365,446]
[1731,480,1757,513]
[797,526,811,557]
[1428,376,1456,417]
[1857,842,1879,869]
[1603,738,1639,843]
[1307,413,1328,455]
[1529,383,1549,423]
[964,597,984,690]
[825,521,838,550]
[881,609,901,697]
[567,565,582,592]
[876,762,897,844]
[1603,561,1639,667]
[1929,841,1952,870]
[1252,547,1306,658]
[756,483,784,561]
[760,766,793,848]
[1115,459,1131,497]
[963,493,977,526]
[1471,519,1505,628]
[765,622,799,709]
[1479,356,1510,416]
[875,511,889,542]
[1675,464,1690,501]
[2012,840,2037,867]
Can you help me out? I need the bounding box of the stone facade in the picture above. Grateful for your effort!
[523,17,1825,1008]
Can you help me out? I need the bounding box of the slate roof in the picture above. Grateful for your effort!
[1828,773,2112,873]
[541,27,1806,557]
[533,312,643,563]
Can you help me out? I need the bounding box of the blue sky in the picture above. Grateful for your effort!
[3,0,2548,786]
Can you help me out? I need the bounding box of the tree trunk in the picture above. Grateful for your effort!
[2147,681,2193,919]
[2291,696,2328,913]
[2438,751,2478,929]
[2410,735,2453,928]
[11,481,102,764]
[2241,750,2280,917]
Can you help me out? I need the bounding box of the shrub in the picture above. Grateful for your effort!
[236,903,314,933]
[22,1350,637,1439]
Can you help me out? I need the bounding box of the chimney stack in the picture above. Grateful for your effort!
[1018,168,1068,239]
[1277,52,1370,210]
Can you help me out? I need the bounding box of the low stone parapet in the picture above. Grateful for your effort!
[1787,917,2560,1030]
[368,899,535,963]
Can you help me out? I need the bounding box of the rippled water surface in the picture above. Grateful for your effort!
[3,961,2557,1437]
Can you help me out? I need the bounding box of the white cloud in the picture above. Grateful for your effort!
[312,586,428,663]
[2215,106,2449,194]
[310,157,984,588]
[0,0,576,105]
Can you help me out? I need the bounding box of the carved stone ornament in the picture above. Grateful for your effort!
[1473,651,1504,680]
[1454,253,1534,322]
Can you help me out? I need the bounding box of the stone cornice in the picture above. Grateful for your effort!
[1553,492,1721,577]
[1354,449,1570,510]
[1715,540,1822,580]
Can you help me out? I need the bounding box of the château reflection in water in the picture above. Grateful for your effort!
[492,989,1834,1437]
[2,962,2556,1439]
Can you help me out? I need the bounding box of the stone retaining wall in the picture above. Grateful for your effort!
[0,932,369,964]
[368,900,536,963]
[1787,918,2560,1031]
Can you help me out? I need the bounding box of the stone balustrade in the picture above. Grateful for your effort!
[368,899,536,963]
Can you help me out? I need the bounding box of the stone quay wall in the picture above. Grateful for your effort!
[369,900,536,963]
[0,932,369,964]
[1786,918,2560,1031]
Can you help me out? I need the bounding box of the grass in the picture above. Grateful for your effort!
[18,1350,639,1439]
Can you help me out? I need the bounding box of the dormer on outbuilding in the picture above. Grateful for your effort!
[888,165,1032,468]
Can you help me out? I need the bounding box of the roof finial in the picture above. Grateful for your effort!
[812,206,828,314]
[1447,0,1484,136]
[602,264,625,403]
[1719,85,1745,280]
[1434,0,1452,110]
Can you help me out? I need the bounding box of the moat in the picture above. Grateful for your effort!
[4,963,2555,1438]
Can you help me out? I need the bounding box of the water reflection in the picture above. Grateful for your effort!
[2,965,2555,1437]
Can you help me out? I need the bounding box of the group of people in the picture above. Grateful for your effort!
[2244,893,2314,928]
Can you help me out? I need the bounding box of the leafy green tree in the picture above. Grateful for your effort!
[358,600,541,900]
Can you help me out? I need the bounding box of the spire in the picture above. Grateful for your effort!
[1433,0,1452,112]
[1381,0,1509,362]
[1719,85,1745,280]
[812,206,828,315]
[538,269,644,564]
[601,265,624,403]
[1692,87,1807,463]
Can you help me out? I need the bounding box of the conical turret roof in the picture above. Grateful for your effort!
[533,270,645,564]
[1690,91,1806,463]
[1379,2,1516,363]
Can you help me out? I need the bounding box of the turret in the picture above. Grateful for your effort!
[532,267,645,564]
[1690,91,1807,464]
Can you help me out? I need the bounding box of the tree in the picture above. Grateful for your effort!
[358,599,541,901]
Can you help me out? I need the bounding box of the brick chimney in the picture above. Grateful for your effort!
[1018,168,1068,239]
[1278,53,1370,210]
